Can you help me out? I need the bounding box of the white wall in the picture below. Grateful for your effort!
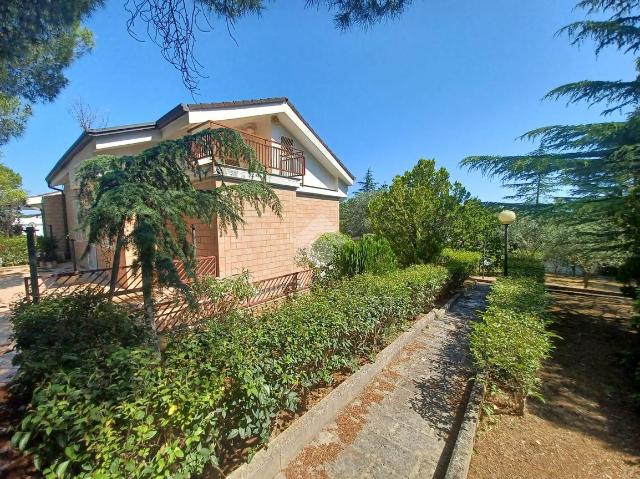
[270,122,338,191]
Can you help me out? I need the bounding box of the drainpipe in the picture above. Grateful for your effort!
[47,184,71,260]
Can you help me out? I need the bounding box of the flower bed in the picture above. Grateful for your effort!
[9,255,476,478]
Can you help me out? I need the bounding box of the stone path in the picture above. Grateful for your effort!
[280,284,489,479]
[0,266,29,385]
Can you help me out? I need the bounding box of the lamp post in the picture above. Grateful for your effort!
[498,209,516,276]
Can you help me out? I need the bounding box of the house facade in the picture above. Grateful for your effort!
[44,98,354,280]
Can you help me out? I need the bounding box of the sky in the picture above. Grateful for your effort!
[2,0,634,200]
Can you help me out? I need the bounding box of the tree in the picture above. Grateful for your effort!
[357,168,379,193]
[341,168,384,237]
[368,159,468,265]
[68,97,109,130]
[461,0,640,289]
[340,190,381,237]
[77,128,281,332]
[448,199,502,266]
[0,162,27,235]
[1,0,98,147]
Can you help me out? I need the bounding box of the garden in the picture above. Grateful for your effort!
[0,137,535,478]
[6,244,479,478]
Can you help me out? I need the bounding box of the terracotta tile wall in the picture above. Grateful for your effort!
[216,186,297,281]
[294,193,340,253]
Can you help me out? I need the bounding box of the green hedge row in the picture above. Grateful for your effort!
[439,248,481,284]
[11,261,471,479]
[0,235,28,266]
[470,256,554,413]
[509,251,546,281]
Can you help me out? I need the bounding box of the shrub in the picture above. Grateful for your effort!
[485,276,549,317]
[10,293,151,399]
[509,251,545,281]
[471,307,553,410]
[11,264,452,478]
[333,234,397,277]
[295,232,351,269]
[439,248,481,287]
[37,235,58,260]
[470,254,554,414]
[0,234,28,266]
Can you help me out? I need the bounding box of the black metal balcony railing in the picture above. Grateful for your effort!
[189,122,305,178]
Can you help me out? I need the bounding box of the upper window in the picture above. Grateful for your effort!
[280,136,294,152]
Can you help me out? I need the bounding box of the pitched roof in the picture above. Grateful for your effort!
[46,97,354,184]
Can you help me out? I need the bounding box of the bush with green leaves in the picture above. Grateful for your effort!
[295,231,351,270]
[509,251,545,281]
[333,234,397,277]
[439,248,481,286]
[0,234,28,266]
[10,293,151,400]
[11,264,453,478]
[470,257,554,414]
[37,235,58,261]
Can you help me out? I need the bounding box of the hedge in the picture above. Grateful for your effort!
[509,251,546,281]
[439,248,481,285]
[470,255,554,414]
[10,260,474,479]
[0,235,28,266]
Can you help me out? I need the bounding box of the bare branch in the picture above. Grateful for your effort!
[68,97,109,130]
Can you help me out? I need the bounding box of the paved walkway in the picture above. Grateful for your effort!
[281,284,489,479]
[0,266,29,385]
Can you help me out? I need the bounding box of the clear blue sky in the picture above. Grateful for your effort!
[2,0,633,200]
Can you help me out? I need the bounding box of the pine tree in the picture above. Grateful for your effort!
[357,168,379,193]
[77,128,282,332]
[461,0,640,282]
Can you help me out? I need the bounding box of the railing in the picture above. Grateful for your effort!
[188,121,305,178]
[24,262,313,332]
[243,269,313,307]
[24,256,218,303]
[153,269,314,332]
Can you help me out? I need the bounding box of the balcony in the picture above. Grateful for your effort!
[188,121,305,178]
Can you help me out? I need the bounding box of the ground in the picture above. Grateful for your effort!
[469,292,640,479]
[0,265,29,385]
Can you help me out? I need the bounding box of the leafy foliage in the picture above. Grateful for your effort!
[10,293,152,400]
[369,159,474,265]
[439,248,481,285]
[509,252,547,282]
[11,263,453,478]
[0,0,98,147]
[357,167,379,193]
[471,256,554,414]
[37,235,58,261]
[296,231,352,271]
[0,162,27,234]
[0,234,27,266]
[77,128,282,325]
[186,271,256,319]
[340,190,382,238]
[333,234,397,277]
[461,0,640,291]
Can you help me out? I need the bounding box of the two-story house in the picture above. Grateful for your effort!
[42,97,354,280]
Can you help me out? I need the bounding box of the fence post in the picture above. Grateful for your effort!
[26,226,40,303]
[191,224,197,257]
